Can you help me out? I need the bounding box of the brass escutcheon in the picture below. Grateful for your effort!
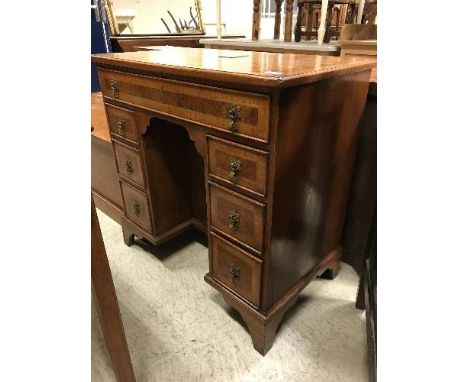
[229,265,240,281]
[229,158,241,183]
[228,210,240,230]
[117,119,126,136]
[110,80,119,99]
[124,159,134,175]
[227,104,241,132]
[132,201,140,216]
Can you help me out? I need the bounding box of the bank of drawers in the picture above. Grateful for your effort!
[107,103,154,234]
[102,69,270,309]
[207,136,269,309]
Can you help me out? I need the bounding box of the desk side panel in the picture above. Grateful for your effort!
[268,70,371,305]
[92,136,124,219]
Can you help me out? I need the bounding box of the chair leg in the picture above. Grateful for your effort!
[295,2,304,42]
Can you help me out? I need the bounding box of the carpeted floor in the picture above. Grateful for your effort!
[92,210,368,382]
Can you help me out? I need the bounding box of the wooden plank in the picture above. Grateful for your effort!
[92,199,135,382]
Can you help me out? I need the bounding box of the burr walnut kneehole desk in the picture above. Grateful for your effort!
[92,47,373,355]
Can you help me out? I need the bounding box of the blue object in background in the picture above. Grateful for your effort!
[91,1,112,92]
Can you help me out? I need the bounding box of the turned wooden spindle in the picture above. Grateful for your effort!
[273,0,284,39]
[294,1,304,42]
[284,0,294,42]
[305,4,314,40]
[252,0,261,40]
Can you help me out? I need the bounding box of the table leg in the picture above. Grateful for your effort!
[294,2,304,42]
[252,0,261,40]
[284,0,294,42]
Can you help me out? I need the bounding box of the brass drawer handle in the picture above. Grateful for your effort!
[110,80,119,99]
[117,119,126,136]
[132,201,140,216]
[229,265,240,281]
[124,159,134,175]
[227,104,241,132]
[229,158,241,183]
[228,210,240,230]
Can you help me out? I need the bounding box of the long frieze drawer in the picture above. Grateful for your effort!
[211,232,262,308]
[113,141,146,188]
[209,183,265,254]
[106,103,140,145]
[208,135,268,197]
[99,69,270,142]
[121,181,153,233]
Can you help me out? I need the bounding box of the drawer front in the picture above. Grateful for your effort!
[208,136,268,197]
[211,233,262,308]
[209,183,265,253]
[99,69,270,142]
[106,104,139,144]
[121,181,153,232]
[114,141,146,188]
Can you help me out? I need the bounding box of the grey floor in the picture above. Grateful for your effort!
[92,210,368,382]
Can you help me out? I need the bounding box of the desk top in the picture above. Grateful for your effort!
[92,47,374,90]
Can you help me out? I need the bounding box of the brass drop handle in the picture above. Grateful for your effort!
[132,201,140,216]
[117,119,126,136]
[228,210,240,230]
[227,104,241,132]
[124,159,134,175]
[229,158,241,183]
[110,79,119,99]
[229,265,240,281]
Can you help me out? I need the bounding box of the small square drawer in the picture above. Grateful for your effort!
[106,103,140,144]
[209,183,265,254]
[207,136,268,197]
[113,141,146,188]
[211,232,262,308]
[121,181,152,233]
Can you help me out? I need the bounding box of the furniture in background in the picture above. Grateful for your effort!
[92,92,123,223]
[339,23,377,57]
[92,47,373,355]
[105,0,205,35]
[362,0,377,24]
[200,38,340,55]
[251,0,365,44]
[251,0,295,42]
[92,198,135,382]
[295,0,358,43]
[111,34,244,52]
